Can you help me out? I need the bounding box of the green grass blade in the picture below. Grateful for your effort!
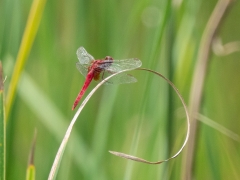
[18,71,106,179]
[26,130,37,180]
[0,62,5,180]
[5,0,47,120]
[26,165,35,180]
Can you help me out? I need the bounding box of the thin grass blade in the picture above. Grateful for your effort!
[5,0,47,120]
[26,165,35,180]
[26,130,37,180]
[0,62,5,180]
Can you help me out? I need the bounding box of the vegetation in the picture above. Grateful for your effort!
[0,0,240,179]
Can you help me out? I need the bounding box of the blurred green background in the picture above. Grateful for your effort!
[1,0,240,179]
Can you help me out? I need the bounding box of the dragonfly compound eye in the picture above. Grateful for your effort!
[104,56,113,60]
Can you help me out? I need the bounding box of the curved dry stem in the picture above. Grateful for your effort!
[48,68,143,180]
[109,68,190,164]
[212,37,240,56]
[48,68,190,179]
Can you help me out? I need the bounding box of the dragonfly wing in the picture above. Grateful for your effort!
[76,62,88,77]
[76,47,95,64]
[104,73,137,85]
[104,58,142,72]
[99,58,141,85]
[100,70,137,85]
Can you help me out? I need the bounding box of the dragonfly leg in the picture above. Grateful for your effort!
[102,70,113,84]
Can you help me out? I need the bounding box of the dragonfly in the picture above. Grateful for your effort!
[72,47,142,110]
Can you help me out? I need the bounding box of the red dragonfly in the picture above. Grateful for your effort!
[72,47,142,110]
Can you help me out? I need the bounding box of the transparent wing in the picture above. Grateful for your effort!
[76,62,88,77]
[76,46,94,65]
[103,58,142,72]
[103,73,137,85]
[97,58,141,85]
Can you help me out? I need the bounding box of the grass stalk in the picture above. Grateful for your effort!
[26,165,35,180]
[181,0,235,179]
[5,0,47,121]
[0,62,5,180]
[26,130,37,180]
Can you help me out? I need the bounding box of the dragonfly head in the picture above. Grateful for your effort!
[104,56,113,60]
